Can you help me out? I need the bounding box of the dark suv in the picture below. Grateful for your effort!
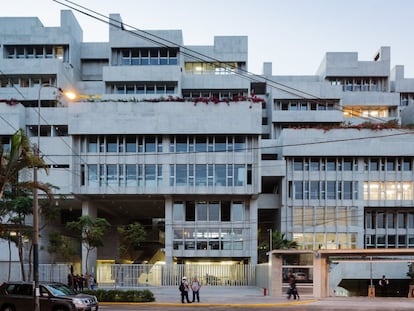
[0,281,98,311]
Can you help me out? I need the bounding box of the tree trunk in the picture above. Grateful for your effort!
[8,239,11,281]
[17,235,26,281]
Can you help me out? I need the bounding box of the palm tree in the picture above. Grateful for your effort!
[0,128,48,200]
[0,129,55,279]
[272,231,298,250]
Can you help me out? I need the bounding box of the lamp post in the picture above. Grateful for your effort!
[33,84,76,311]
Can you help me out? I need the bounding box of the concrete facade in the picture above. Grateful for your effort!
[1,10,414,281]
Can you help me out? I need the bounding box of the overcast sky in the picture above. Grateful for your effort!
[2,0,414,76]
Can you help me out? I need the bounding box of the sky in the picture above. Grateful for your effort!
[2,0,414,76]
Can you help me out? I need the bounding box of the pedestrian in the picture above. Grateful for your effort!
[90,274,95,290]
[73,274,79,291]
[379,275,389,297]
[191,276,201,302]
[180,276,191,303]
[287,272,300,300]
[78,274,84,291]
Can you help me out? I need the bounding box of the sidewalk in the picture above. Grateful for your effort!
[149,286,314,305]
[138,286,414,309]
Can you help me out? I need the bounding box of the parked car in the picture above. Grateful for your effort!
[0,281,98,311]
[294,272,307,281]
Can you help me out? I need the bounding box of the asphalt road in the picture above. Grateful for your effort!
[96,286,414,310]
[98,299,414,311]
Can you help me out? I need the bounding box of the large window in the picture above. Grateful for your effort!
[292,157,358,172]
[109,82,177,95]
[116,47,178,66]
[169,164,249,187]
[292,180,358,200]
[275,99,338,111]
[184,62,241,74]
[84,135,162,153]
[174,200,245,222]
[365,209,414,248]
[6,45,68,61]
[364,181,413,200]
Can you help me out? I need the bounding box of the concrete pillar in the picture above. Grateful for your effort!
[268,252,283,297]
[249,199,258,264]
[164,197,173,265]
[313,253,329,298]
[81,201,97,275]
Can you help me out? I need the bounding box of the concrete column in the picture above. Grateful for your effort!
[313,254,329,298]
[268,252,283,297]
[164,197,173,265]
[81,201,97,275]
[249,199,258,264]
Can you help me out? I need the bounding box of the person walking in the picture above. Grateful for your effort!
[287,273,300,300]
[180,276,191,303]
[379,275,389,297]
[191,276,202,302]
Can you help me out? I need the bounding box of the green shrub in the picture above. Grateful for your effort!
[81,289,155,302]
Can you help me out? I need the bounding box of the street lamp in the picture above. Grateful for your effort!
[33,84,76,311]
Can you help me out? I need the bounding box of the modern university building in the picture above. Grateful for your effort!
[1,10,414,293]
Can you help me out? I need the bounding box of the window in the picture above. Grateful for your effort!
[209,202,220,221]
[294,181,303,200]
[88,164,98,185]
[88,136,98,152]
[370,159,379,171]
[215,165,226,186]
[293,159,303,171]
[403,158,412,171]
[327,181,336,199]
[173,202,185,221]
[343,181,352,200]
[327,159,336,171]
[126,164,136,185]
[176,165,187,186]
[310,181,319,199]
[310,159,320,171]
[196,165,207,186]
[106,136,117,152]
[343,158,353,171]
[197,202,208,221]
[145,165,156,186]
[126,136,136,152]
[231,202,244,221]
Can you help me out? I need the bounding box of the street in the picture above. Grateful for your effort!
[98,298,414,311]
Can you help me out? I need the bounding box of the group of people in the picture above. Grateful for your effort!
[179,276,202,303]
[67,272,97,291]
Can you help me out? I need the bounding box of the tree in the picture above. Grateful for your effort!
[66,215,110,273]
[0,192,33,281]
[0,128,47,200]
[47,231,77,264]
[272,231,298,250]
[117,222,146,260]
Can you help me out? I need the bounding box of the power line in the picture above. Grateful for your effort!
[52,0,407,128]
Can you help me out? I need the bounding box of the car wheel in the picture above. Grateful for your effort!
[53,306,69,311]
[1,305,16,311]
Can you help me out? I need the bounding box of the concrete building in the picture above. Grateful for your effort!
[1,10,414,287]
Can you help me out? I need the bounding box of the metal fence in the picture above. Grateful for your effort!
[0,262,266,289]
[0,262,72,284]
[96,263,259,288]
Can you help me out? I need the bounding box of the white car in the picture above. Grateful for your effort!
[294,272,307,281]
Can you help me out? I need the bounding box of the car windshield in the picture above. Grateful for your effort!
[44,284,77,296]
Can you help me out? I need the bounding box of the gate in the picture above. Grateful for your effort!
[96,263,257,288]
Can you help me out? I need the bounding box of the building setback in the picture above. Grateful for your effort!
[1,10,414,278]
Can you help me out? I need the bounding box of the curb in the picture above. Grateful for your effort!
[100,299,318,307]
